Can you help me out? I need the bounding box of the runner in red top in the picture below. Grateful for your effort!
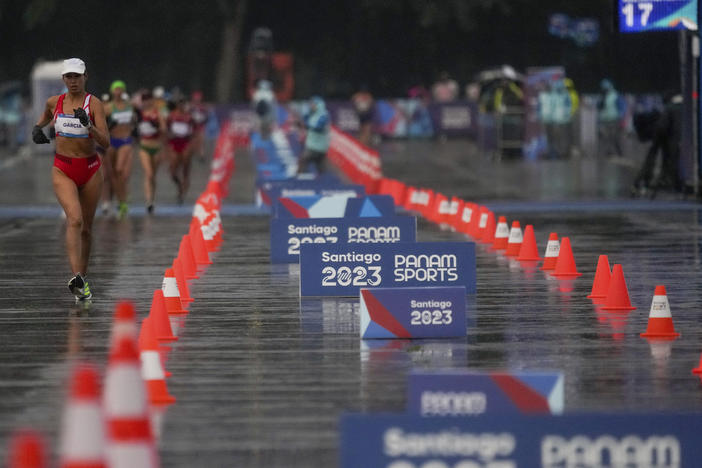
[31,58,110,302]
[166,95,193,204]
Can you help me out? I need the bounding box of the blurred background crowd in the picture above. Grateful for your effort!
[0,0,699,196]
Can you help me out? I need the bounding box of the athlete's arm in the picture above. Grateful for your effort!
[32,96,58,144]
[88,97,110,149]
[35,96,58,128]
[158,114,168,140]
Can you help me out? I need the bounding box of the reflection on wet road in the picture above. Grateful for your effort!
[0,140,701,466]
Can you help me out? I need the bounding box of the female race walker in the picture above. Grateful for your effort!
[166,95,194,204]
[31,58,109,301]
[136,90,166,213]
[105,80,136,219]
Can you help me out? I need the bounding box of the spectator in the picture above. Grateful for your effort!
[598,79,624,157]
[632,92,683,195]
[564,78,580,157]
[493,78,523,113]
[297,96,330,175]
[539,80,572,158]
[431,71,459,103]
[351,85,374,146]
[465,82,481,104]
[252,80,277,139]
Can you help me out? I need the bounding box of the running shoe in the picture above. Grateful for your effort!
[79,279,93,301]
[68,274,84,295]
[147,203,154,214]
[118,202,129,220]
[68,274,93,301]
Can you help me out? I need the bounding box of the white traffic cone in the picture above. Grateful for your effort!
[59,364,106,468]
[109,301,137,349]
[161,268,187,315]
[103,337,159,468]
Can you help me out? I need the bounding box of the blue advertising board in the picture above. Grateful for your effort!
[269,185,365,205]
[270,217,417,263]
[360,287,466,339]
[619,0,697,33]
[299,242,476,297]
[406,370,563,416]
[340,412,702,467]
[274,195,395,219]
[256,174,343,205]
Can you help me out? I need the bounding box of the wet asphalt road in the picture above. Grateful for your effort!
[0,138,701,466]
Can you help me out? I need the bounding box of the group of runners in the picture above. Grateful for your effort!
[101,79,209,217]
[31,58,209,302]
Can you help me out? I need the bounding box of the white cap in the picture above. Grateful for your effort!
[61,58,86,75]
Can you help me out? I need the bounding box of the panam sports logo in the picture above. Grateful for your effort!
[541,434,680,467]
[394,254,458,282]
[348,226,401,243]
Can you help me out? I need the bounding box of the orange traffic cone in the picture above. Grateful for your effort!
[504,221,523,257]
[550,237,582,278]
[139,318,176,405]
[473,207,489,240]
[197,210,218,252]
[540,233,560,271]
[601,264,636,311]
[446,197,460,230]
[149,290,178,342]
[178,234,199,280]
[491,216,509,251]
[212,215,223,249]
[173,257,194,304]
[449,199,465,231]
[189,222,212,267]
[109,301,137,349]
[202,219,219,252]
[467,205,483,238]
[7,430,47,468]
[162,268,187,315]
[138,316,170,378]
[516,224,541,261]
[433,193,448,226]
[58,364,106,468]
[104,337,159,468]
[640,285,679,338]
[458,203,474,235]
[587,255,611,301]
[479,211,496,244]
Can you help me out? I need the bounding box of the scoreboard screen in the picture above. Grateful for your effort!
[618,0,697,32]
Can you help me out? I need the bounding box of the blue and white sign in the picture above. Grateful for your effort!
[360,287,466,339]
[269,185,365,206]
[271,217,417,263]
[619,0,698,33]
[340,412,702,467]
[299,242,476,297]
[407,370,564,416]
[256,177,355,207]
[344,195,395,218]
[274,195,395,219]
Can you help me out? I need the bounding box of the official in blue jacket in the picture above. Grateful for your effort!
[298,96,330,174]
